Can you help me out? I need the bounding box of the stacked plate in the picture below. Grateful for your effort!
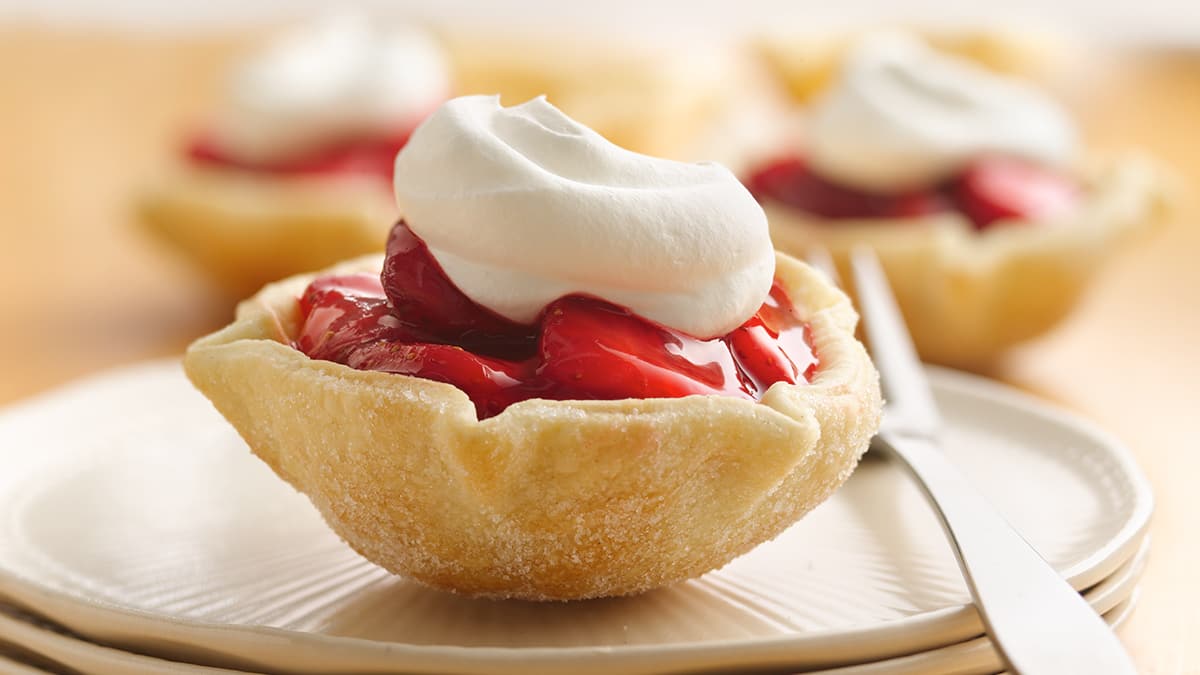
[0,361,1151,675]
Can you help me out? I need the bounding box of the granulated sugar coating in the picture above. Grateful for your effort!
[184,253,881,600]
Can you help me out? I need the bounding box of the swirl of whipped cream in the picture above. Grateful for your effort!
[393,96,775,339]
[807,34,1076,192]
[210,14,449,164]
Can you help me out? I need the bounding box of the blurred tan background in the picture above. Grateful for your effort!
[5,0,1199,45]
[1,6,1198,673]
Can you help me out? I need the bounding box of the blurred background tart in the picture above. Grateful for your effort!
[441,29,755,159]
[139,13,450,295]
[757,25,1070,104]
[742,33,1170,368]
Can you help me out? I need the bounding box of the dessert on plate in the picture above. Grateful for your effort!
[744,33,1168,368]
[141,14,450,293]
[185,96,882,600]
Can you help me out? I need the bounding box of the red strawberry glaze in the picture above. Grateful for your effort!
[380,221,537,358]
[186,129,412,179]
[952,157,1080,228]
[296,274,428,364]
[294,222,818,419]
[746,156,950,221]
[746,155,1080,230]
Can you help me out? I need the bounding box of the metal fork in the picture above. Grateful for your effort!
[816,247,1136,674]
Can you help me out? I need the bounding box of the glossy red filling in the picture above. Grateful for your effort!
[186,129,413,179]
[746,155,1080,230]
[295,222,818,419]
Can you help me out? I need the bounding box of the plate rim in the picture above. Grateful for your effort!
[806,545,1147,675]
[0,538,1149,675]
[0,360,1156,674]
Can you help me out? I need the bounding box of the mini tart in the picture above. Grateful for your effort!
[140,167,395,295]
[763,154,1170,368]
[442,32,738,158]
[184,253,881,600]
[757,28,1064,104]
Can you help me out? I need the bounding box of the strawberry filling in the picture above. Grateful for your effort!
[745,155,1079,229]
[294,221,818,419]
[186,129,413,179]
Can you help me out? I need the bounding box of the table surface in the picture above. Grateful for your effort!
[1,28,1197,674]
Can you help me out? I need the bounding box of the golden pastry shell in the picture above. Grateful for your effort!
[762,154,1171,368]
[184,253,882,600]
[140,167,395,295]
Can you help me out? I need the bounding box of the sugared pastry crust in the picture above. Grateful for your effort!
[140,167,394,294]
[184,253,881,600]
[764,154,1168,368]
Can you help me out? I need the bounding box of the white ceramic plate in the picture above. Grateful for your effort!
[812,540,1147,675]
[0,540,1147,675]
[0,603,252,675]
[0,654,51,675]
[0,361,1152,675]
[0,648,54,675]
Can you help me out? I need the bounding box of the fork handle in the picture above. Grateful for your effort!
[874,432,1137,675]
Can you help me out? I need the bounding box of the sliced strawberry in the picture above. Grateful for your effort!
[296,232,818,418]
[380,221,537,358]
[728,319,796,391]
[745,156,808,202]
[346,341,549,419]
[186,129,410,179]
[296,273,426,363]
[886,190,951,219]
[728,281,818,391]
[537,295,750,401]
[953,157,1080,229]
[746,155,949,220]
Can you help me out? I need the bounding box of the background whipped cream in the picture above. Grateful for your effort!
[393,95,775,339]
[807,33,1077,192]
[210,13,449,164]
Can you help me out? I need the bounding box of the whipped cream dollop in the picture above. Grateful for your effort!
[807,34,1076,192]
[393,96,775,339]
[210,14,449,164]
